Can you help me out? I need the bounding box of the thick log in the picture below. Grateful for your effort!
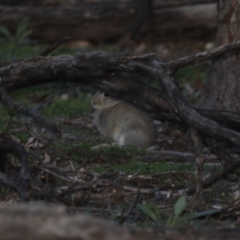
[0,1,217,43]
[0,203,239,240]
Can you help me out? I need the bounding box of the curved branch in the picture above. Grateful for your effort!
[0,87,61,136]
[0,139,31,199]
[121,62,240,147]
[167,40,240,70]
[1,51,240,132]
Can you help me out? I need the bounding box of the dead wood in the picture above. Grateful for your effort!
[186,159,240,195]
[137,150,217,162]
[0,1,217,43]
[0,87,61,135]
[0,138,30,199]
[1,42,240,144]
[120,40,240,147]
[39,35,71,57]
[0,203,239,240]
[190,129,204,198]
[124,61,240,146]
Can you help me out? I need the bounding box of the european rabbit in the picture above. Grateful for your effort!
[91,92,156,149]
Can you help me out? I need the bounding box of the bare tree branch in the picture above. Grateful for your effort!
[190,129,204,198]
[0,139,30,199]
[0,87,61,136]
[121,61,240,147]
[167,40,240,70]
[39,35,71,56]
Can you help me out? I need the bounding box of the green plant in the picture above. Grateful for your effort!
[138,202,162,225]
[138,196,188,226]
[0,19,32,46]
[167,195,187,226]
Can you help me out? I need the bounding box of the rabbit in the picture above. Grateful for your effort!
[91,92,156,149]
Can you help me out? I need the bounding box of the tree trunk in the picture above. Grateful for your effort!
[200,0,240,111]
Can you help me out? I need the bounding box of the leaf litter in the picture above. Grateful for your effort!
[2,108,240,227]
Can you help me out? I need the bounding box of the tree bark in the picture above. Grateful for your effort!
[200,0,240,111]
[0,1,217,43]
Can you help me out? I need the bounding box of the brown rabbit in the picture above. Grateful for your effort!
[91,92,156,149]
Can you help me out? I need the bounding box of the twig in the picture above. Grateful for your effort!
[167,39,240,70]
[0,139,30,199]
[34,165,75,183]
[203,160,240,188]
[107,196,113,216]
[137,150,217,162]
[55,183,94,197]
[0,171,28,200]
[186,160,240,194]
[0,116,11,138]
[206,138,235,167]
[190,129,204,198]
[0,87,61,136]
[39,35,71,56]
[119,185,140,224]
[197,109,240,132]
[122,186,155,194]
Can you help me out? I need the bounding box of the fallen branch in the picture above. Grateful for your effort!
[190,129,204,198]
[1,47,240,133]
[168,40,240,70]
[132,62,240,145]
[119,40,240,147]
[0,138,30,199]
[186,159,240,195]
[0,87,61,136]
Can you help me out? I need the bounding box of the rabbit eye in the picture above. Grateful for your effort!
[104,93,110,97]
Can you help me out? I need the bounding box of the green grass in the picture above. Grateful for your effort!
[8,84,93,118]
[92,158,194,174]
[176,64,207,105]
[0,43,45,61]
[176,65,207,83]
[88,145,193,174]
[40,94,92,118]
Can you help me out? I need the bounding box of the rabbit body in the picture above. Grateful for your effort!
[91,92,156,148]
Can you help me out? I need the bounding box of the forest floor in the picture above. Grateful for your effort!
[1,37,240,228]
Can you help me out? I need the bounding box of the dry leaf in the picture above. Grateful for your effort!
[24,137,35,150]
[43,152,51,164]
